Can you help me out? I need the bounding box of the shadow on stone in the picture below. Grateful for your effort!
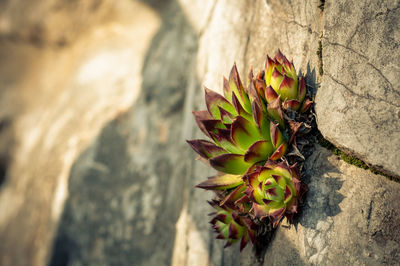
[305,63,318,96]
[50,0,200,265]
[0,117,14,188]
[49,2,337,265]
[298,146,344,230]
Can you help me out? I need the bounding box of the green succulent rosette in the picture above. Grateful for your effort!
[243,160,306,227]
[263,50,312,113]
[187,64,288,184]
[208,199,256,251]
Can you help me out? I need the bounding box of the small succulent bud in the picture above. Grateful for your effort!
[265,50,312,113]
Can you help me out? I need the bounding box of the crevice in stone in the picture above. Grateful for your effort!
[317,0,325,11]
[325,73,400,108]
[316,38,323,76]
[0,118,13,188]
[317,135,400,182]
[316,0,325,77]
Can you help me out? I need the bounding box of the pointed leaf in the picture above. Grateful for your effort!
[278,75,297,101]
[240,233,249,251]
[210,154,252,174]
[192,110,213,136]
[228,223,240,240]
[210,129,243,154]
[219,106,234,124]
[265,85,278,104]
[297,76,306,103]
[229,63,252,113]
[283,99,301,111]
[269,142,287,160]
[270,121,285,148]
[288,121,302,144]
[223,76,232,104]
[274,49,290,68]
[221,184,247,206]
[284,185,294,203]
[247,80,262,107]
[205,87,237,119]
[244,140,274,163]
[231,212,244,226]
[269,207,286,228]
[255,78,267,102]
[267,97,285,127]
[251,203,270,220]
[265,56,275,87]
[200,119,226,136]
[251,101,269,138]
[275,49,296,79]
[300,98,313,113]
[211,213,228,224]
[290,163,300,180]
[231,116,262,151]
[270,68,284,92]
[231,93,252,122]
[187,139,227,159]
[196,174,243,190]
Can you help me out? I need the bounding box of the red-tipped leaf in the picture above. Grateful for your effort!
[244,140,274,163]
[278,75,297,101]
[231,116,262,151]
[229,63,252,113]
[187,139,227,159]
[297,76,306,102]
[205,87,236,119]
[210,154,252,175]
[196,174,243,190]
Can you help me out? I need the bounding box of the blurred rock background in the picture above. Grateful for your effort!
[0,0,399,265]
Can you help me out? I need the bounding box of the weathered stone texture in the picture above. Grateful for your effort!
[317,0,400,177]
[264,146,400,265]
[0,0,399,265]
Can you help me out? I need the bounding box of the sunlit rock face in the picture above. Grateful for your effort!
[0,0,399,265]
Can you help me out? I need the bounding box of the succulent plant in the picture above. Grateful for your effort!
[263,50,312,113]
[208,199,256,251]
[187,50,311,251]
[187,64,288,182]
[244,160,306,227]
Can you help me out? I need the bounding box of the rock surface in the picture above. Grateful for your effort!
[316,0,400,178]
[264,146,400,265]
[0,0,399,265]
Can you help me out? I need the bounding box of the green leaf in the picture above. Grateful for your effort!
[186,139,227,159]
[205,87,237,119]
[270,69,284,93]
[229,64,252,113]
[210,129,244,154]
[196,174,243,190]
[244,140,274,163]
[231,116,263,151]
[278,75,297,101]
[210,154,252,174]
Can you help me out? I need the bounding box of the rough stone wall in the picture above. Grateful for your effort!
[0,0,399,265]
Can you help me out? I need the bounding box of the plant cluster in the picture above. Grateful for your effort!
[187,50,312,251]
